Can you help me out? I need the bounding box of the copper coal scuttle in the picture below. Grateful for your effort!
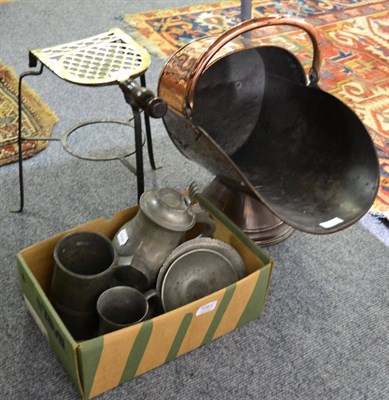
[158,16,379,245]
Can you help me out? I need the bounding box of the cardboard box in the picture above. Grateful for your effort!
[17,197,274,399]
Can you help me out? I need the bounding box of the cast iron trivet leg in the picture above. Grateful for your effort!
[11,63,44,213]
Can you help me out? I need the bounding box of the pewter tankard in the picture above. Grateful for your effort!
[51,231,133,340]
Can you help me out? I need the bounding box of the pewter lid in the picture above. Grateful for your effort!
[140,188,195,231]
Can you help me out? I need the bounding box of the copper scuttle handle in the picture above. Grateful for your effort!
[185,15,323,111]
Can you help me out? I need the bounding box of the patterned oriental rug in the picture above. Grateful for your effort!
[123,0,389,219]
[0,61,58,166]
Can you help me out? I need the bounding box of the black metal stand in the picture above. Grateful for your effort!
[13,64,44,212]
[12,62,161,212]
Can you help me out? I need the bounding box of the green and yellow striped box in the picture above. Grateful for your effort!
[17,199,274,399]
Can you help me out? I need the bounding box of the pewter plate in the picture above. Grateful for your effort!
[157,238,246,312]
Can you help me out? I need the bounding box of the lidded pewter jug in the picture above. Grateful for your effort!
[112,188,215,288]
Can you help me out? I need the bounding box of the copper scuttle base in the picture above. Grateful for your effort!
[202,177,294,246]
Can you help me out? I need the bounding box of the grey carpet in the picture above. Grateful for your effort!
[0,1,388,399]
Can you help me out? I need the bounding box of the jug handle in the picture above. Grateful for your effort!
[185,15,322,111]
[189,202,216,238]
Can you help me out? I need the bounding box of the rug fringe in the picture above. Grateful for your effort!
[126,30,169,60]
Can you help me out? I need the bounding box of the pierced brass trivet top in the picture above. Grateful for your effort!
[31,28,151,85]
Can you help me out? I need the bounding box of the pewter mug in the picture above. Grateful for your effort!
[112,188,215,287]
[97,286,157,334]
[50,231,133,340]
